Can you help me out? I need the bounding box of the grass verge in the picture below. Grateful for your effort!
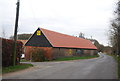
[118,57,120,78]
[112,55,120,78]
[109,54,120,78]
[52,55,99,61]
[2,63,33,74]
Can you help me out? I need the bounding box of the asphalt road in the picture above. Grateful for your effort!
[3,53,118,79]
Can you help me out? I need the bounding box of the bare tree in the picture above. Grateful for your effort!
[79,32,85,39]
[110,1,120,56]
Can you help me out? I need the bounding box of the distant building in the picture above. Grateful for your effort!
[24,28,97,61]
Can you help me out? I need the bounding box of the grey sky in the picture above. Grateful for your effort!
[1,0,117,46]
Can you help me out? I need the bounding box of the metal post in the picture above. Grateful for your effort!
[13,0,20,66]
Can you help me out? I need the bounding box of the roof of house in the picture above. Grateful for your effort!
[40,28,97,50]
[18,40,27,45]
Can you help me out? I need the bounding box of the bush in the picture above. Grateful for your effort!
[2,38,23,67]
[30,48,45,62]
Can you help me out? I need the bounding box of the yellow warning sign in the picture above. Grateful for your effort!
[37,30,41,36]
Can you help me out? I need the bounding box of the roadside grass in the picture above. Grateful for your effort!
[118,58,120,78]
[109,54,120,78]
[20,59,28,62]
[113,55,120,78]
[118,57,120,78]
[52,55,99,61]
[2,63,33,74]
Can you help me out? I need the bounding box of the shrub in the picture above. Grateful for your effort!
[30,48,45,62]
[2,38,23,67]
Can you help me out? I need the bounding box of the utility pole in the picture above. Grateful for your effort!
[13,0,20,66]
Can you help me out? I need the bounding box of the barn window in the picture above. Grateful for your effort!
[37,30,41,36]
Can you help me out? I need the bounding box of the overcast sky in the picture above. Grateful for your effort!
[1,0,117,46]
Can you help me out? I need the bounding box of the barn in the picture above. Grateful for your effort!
[24,28,97,61]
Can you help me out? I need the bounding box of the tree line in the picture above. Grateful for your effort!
[110,1,120,56]
[10,34,32,40]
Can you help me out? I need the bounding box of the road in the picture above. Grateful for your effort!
[3,53,118,79]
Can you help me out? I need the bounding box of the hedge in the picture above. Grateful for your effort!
[30,47,45,62]
[2,38,23,67]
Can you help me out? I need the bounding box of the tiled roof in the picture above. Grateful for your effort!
[40,28,97,50]
[18,40,27,45]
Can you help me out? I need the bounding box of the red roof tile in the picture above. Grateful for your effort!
[40,28,97,50]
